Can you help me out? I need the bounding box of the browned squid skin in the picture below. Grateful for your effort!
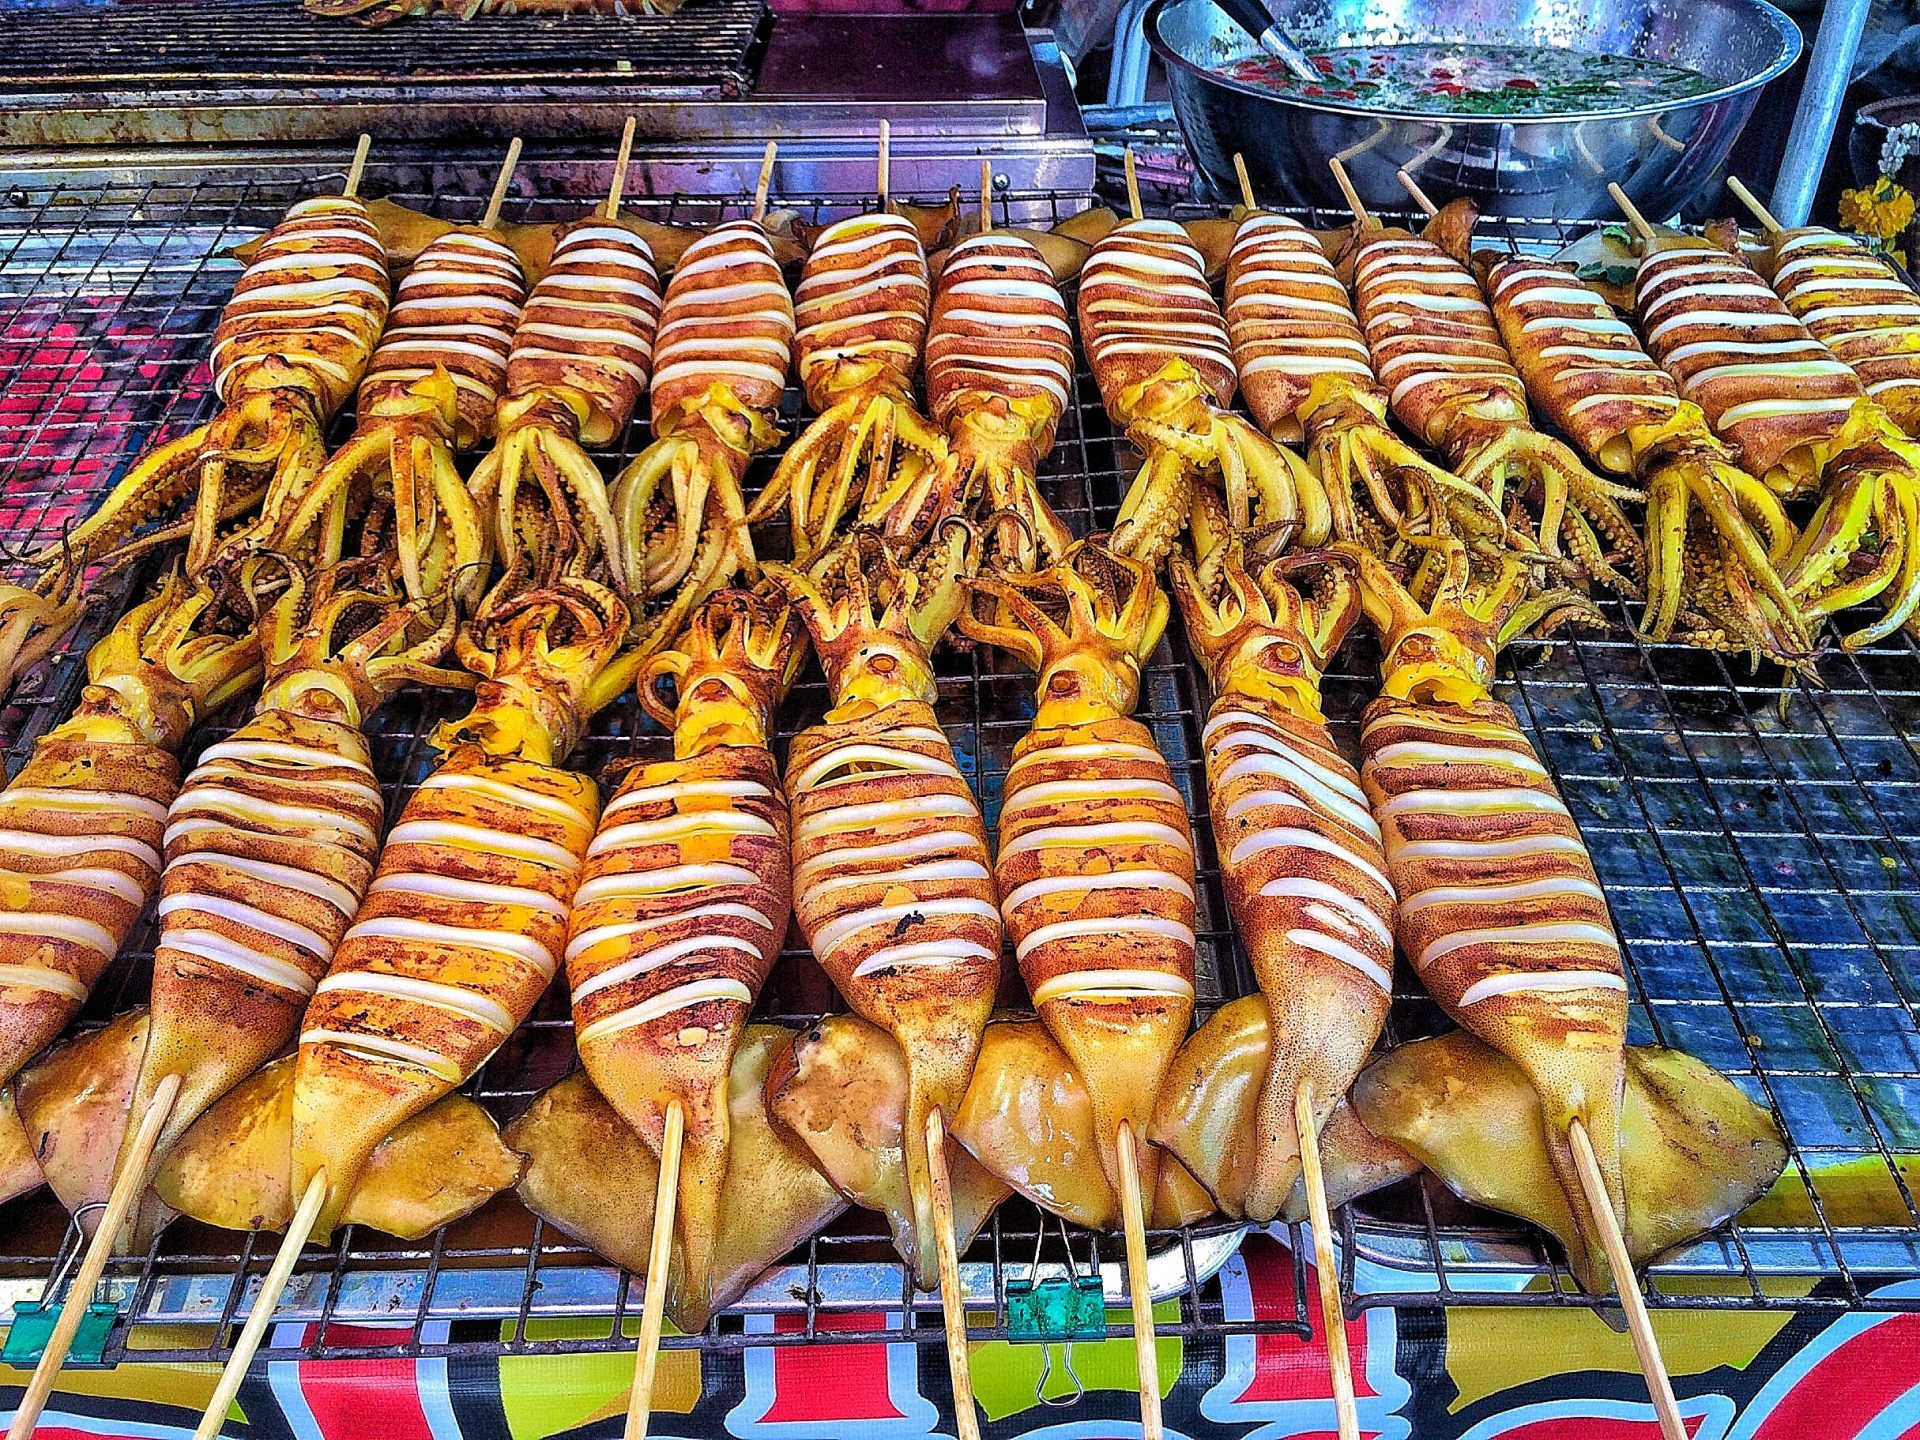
[1477,254,1810,659]
[471,219,662,599]
[564,589,800,1329]
[1151,539,1392,1222]
[960,543,1194,1210]
[757,214,946,564]
[924,233,1077,568]
[1078,219,1327,567]
[614,221,794,634]
[42,195,389,583]
[768,530,999,1287]
[1341,536,1628,1293]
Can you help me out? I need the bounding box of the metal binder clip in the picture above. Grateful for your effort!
[1005,1215,1104,1408]
[4,1204,119,1367]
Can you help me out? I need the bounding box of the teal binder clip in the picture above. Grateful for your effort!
[1004,1218,1106,1407]
[3,1206,119,1366]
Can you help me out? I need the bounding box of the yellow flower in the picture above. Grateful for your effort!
[1840,176,1916,246]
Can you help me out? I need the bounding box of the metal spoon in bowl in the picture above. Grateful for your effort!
[1207,0,1323,83]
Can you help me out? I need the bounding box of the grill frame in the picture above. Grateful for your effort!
[0,167,1917,1371]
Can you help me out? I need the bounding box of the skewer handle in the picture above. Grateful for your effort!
[624,1101,685,1440]
[1232,152,1258,212]
[1395,168,1439,219]
[1295,1084,1359,1440]
[1607,183,1659,243]
[193,1171,328,1440]
[1568,1118,1685,1440]
[1114,1121,1163,1440]
[1123,146,1143,222]
[343,135,372,201]
[979,158,994,239]
[1327,157,1375,231]
[7,1074,183,1440]
[752,142,778,223]
[925,1109,980,1440]
[605,117,638,220]
[1726,176,1786,236]
[482,138,524,231]
[878,120,891,212]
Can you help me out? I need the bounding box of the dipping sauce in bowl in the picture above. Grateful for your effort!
[1219,42,1719,116]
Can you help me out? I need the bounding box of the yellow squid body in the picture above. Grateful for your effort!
[1199,694,1394,1220]
[785,699,1000,1282]
[793,212,930,405]
[1766,228,1920,440]
[1077,218,1236,417]
[0,738,174,1091]
[995,716,1196,1203]
[292,748,598,1238]
[1634,240,1863,491]
[357,229,527,449]
[925,233,1074,445]
[1359,692,1628,1286]
[649,220,795,425]
[121,712,387,1175]
[208,195,390,418]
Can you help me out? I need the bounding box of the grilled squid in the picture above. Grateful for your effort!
[1225,210,1494,555]
[240,228,519,607]
[613,220,794,631]
[1151,536,1391,1221]
[756,214,947,563]
[43,194,388,583]
[108,561,466,1222]
[959,542,1195,1210]
[1634,235,1920,645]
[925,232,1077,568]
[767,528,998,1287]
[564,588,800,1330]
[290,575,636,1239]
[1479,254,1810,660]
[1341,533,1627,1293]
[1338,203,1643,590]
[469,219,663,596]
[0,576,257,1147]
[1079,218,1326,568]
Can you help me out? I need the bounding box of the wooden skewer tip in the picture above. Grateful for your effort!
[482,138,523,231]
[752,142,778,222]
[1295,1084,1360,1440]
[925,1109,980,1440]
[1114,1121,1163,1440]
[605,116,638,220]
[624,1101,685,1440]
[1327,157,1375,231]
[1726,175,1784,236]
[1395,168,1439,218]
[1232,152,1257,212]
[1123,147,1143,223]
[1607,183,1658,242]
[878,120,891,211]
[1568,1118,1685,1440]
[343,134,372,201]
[979,158,994,238]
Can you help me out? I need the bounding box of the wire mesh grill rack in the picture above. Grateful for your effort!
[0,166,1917,1372]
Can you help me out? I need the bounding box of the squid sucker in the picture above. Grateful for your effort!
[1338,203,1642,591]
[959,541,1196,1210]
[756,213,947,564]
[613,220,794,631]
[768,529,999,1287]
[1341,535,1628,1292]
[564,587,800,1330]
[41,194,389,585]
[471,217,662,598]
[1152,536,1392,1222]
[925,232,1077,569]
[1080,218,1327,570]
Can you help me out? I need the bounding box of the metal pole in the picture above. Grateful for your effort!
[1771,0,1873,227]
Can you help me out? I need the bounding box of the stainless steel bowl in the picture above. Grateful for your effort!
[1147,0,1801,220]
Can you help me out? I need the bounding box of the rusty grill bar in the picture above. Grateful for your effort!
[0,169,1915,1371]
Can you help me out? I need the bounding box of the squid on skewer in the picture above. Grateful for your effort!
[38,189,388,582]
[924,231,1077,569]
[957,542,1196,1211]
[1630,231,1920,645]
[469,217,662,596]
[1336,203,1645,592]
[1340,530,1629,1292]
[1079,219,1327,568]
[755,213,947,563]
[1151,535,1393,1222]
[612,220,794,624]
[766,527,999,1287]
[564,588,801,1330]
[1478,254,1811,660]
[0,575,258,1167]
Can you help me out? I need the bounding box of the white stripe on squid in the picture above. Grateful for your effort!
[1288,927,1392,993]
[570,933,765,1004]
[1457,968,1628,1006]
[342,915,557,978]
[1016,913,1192,961]
[576,977,756,1047]
[1418,920,1619,970]
[316,971,514,1034]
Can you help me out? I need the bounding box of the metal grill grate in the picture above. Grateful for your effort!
[0,169,1915,1374]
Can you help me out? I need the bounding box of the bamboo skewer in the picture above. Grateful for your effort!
[1327,157,1375,231]
[7,1074,183,1440]
[1569,1119,1686,1440]
[1727,176,1786,236]
[624,1101,685,1440]
[192,1171,327,1440]
[1123,145,1143,222]
[343,133,372,202]
[1296,1084,1360,1440]
[879,120,891,213]
[1608,183,1659,244]
[752,141,778,223]
[1233,152,1258,212]
[482,139,524,231]
[979,158,994,237]
[605,117,639,221]
[1114,1120,1163,1440]
[925,1107,980,1440]
[1395,168,1440,220]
